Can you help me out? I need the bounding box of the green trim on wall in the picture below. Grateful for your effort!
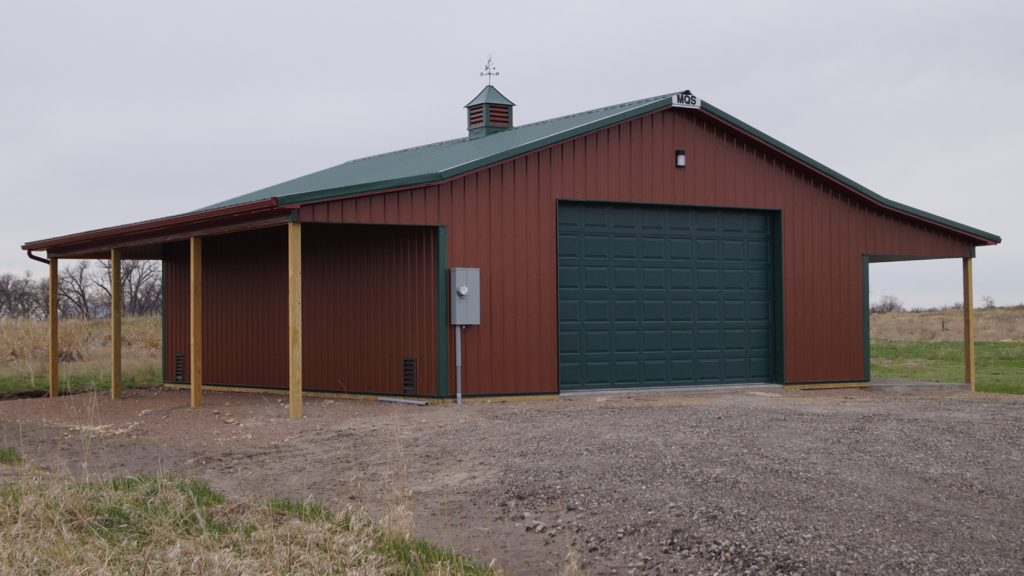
[862,255,871,381]
[436,226,449,397]
[161,257,166,382]
[772,212,785,384]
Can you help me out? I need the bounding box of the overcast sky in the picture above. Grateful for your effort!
[2,1,1020,309]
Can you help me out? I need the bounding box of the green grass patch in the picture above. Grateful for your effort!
[0,473,498,575]
[0,447,22,465]
[0,369,162,395]
[871,340,1024,394]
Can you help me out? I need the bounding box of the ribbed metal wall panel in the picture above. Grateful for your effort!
[303,223,436,395]
[165,228,290,387]
[163,240,189,381]
[163,225,436,394]
[299,107,972,388]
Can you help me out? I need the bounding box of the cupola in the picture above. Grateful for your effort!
[465,85,515,139]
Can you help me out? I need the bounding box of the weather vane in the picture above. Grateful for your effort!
[480,54,498,85]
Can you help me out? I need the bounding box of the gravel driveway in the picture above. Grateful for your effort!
[2,387,1023,575]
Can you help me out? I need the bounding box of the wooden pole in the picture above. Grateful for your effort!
[49,258,58,399]
[963,257,975,391]
[288,222,302,419]
[110,249,122,400]
[190,237,203,407]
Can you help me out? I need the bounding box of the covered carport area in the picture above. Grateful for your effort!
[22,199,306,414]
[864,253,979,390]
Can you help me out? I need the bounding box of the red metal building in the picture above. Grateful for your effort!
[23,87,1000,410]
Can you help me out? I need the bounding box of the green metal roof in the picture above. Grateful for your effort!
[201,93,670,211]
[465,85,515,107]
[198,90,999,245]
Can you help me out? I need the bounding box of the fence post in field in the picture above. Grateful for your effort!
[49,257,59,399]
[963,257,975,391]
[111,248,122,400]
[288,221,302,420]
[190,237,203,407]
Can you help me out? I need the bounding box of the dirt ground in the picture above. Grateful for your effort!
[2,386,1023,575]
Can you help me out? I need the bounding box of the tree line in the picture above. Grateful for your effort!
[0,260,161,319]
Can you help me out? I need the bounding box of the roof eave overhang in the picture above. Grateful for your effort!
[22,198,287,258]
[696,102,1001,247]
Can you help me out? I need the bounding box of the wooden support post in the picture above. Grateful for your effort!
[49,258,58,399]
[288,222,302,419]
[190,237,203,407]
[110,249,122,400]
[963,257,975,391]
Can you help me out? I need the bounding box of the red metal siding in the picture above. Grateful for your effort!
[298,107,972,388]
[163,240,189,381]
[165,227,289,387]
[164,225,436,394]
[303,223,436,395]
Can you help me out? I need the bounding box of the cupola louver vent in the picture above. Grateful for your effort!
[465,85,515,139]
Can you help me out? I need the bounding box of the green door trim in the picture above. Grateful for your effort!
[436,226,449,397]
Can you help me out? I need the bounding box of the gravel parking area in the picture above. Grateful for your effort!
[2,387,1023,575]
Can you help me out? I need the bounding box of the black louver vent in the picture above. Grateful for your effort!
[174,354,184,382]
[403,357,416,394]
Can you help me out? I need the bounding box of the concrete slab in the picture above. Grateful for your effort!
[866,379,971,393]
[560,383,783,399]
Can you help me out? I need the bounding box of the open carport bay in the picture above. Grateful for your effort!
[2,388,1022,575]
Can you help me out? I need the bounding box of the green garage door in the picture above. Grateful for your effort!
[558,201,774,390]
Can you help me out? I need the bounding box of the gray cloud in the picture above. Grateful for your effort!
[2,0,1020,308]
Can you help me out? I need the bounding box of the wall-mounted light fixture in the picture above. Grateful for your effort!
[675,150,686,168]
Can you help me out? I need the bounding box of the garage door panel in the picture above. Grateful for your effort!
[669,329,695,352]
[642,360,667,384]
[559,202,774,390]
[612,236,638,259]
[614,330,639,353]
[641,267,667,289]
[613,267,639,289]
[642,300,667,322]
[697,329,719,351]
[559,299,581,324]
[584,330,611,355]
[583,300,610,323]
[749,239,771,262]
[614,361,640,385]
[668,238,693,260]
[696,269,719,289]
[613,300,638,323]
[669,300,693,322]
[558,234,579,257]
[584,362,611,385]
[697,301,720,321]
[698,359,721,381]
[558,265,580,288]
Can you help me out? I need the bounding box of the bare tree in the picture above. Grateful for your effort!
[982,295,996,309]
[870,294,905,314]
[0,271,48,319]
[94,259,162,316]
[58,260,97,318]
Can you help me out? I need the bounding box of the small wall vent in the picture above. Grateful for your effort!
[174,354,184,382]
[403,357,417,394]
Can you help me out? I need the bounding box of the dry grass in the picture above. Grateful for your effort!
[870,305,1024,342]
[0,316,163,391]
[0,465,496,576]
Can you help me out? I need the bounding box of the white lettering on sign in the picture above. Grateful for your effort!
[672,92,700,109]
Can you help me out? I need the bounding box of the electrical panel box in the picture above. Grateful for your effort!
[450,268,480,325]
